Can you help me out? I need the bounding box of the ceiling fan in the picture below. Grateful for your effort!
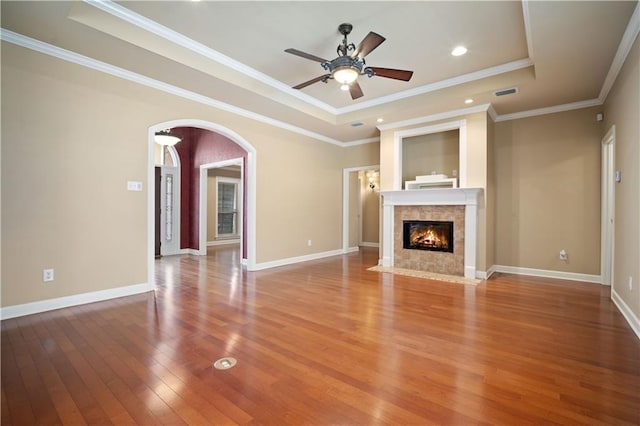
[285,23,414,100]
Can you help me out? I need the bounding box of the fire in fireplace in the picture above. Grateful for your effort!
[403,220,454,252]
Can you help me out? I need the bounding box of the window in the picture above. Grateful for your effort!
[217,178,240,237]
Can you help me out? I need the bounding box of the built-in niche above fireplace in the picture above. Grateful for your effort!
[403,220,454,253]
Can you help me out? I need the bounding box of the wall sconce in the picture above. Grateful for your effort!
[369,177,376,190]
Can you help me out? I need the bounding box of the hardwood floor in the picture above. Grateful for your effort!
[2,246,639,425]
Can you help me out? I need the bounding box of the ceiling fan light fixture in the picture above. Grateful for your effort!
[340,83,350,91]
[154,129,182,146]
[333,66,359,85]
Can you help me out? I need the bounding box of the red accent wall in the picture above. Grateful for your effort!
[173,128,249,258]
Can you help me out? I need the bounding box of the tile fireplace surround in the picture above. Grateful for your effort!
[380,188,483,279]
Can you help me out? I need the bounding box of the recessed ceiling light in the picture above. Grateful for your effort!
[451,46,467,56]
[377,118,384,123]
[464,98,474,104]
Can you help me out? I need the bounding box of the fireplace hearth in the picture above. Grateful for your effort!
[403,220,454,253]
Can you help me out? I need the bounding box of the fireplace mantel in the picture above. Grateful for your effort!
[380,188,483,279]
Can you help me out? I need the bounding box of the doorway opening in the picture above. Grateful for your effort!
[199,158,244,258]
[342,165,380,256]
[148,120,257,287]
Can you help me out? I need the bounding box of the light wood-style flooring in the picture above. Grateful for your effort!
[2,246,639,425]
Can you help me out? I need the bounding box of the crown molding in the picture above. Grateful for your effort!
[85,0,535,119]
[82,0,338,115]
[521,0,535,61]
[341,137,380,147]
[0,28,346,147]
[494,98,602,122]
[598,1,640,103]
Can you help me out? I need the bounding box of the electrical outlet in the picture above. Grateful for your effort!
[43,269,54,282]
[559,250,568,261]
[307,240,312,247]
[629,276,633,291]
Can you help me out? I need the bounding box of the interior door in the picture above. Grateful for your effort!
[160,166,179,256]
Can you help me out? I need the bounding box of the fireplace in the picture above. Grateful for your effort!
[403,220,454,253]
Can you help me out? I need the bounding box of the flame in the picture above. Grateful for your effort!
[410,226,449,249]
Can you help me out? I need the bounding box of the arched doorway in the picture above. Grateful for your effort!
[148,120,257,286]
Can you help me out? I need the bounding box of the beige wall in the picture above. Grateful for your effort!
[494,107,604,274]
[0,43,374,307]
[604,35,639,322]
[402,130,459,186]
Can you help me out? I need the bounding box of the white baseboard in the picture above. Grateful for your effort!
[476,265,496,280]
[360,242,380,248]
[252,249,344,271]
[0,282,154,320]
[611,288,640,340]
[344,246,360,253]
[493,265,602,284]
[207,239,240,247]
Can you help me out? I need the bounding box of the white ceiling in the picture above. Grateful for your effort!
[1,1,638,144]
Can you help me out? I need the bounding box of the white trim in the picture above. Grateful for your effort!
[0,283,153,320]
[207,239,241,247]
[611,288,640,340]
[81,0,336,114]
[392,120,467,190]
[493,265,602,284]
[3,26,633,145]
[342,165,380,253]
[521,0,535,61]
[0,29,345,147]
[476,265,496,280]
[252,249,344,271]
[599,2,640,103]
[361,242,380,248]
[601,126,616,286]
[487,105,498,122]
[341,137,380,147]
[80,1,536,119]
[345,246,360,254]
[494,99,603,122]
[381,188,483,279]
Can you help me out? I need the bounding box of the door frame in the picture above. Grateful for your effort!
[600,125,616,286]
[199,158,244,256]
[342,164,380,253]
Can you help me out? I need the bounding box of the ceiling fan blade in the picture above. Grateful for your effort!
[284,48,329,63]
[367,67,414,81]
[348,81,364,100]
[352,32,386,59]
[292,74,331,90]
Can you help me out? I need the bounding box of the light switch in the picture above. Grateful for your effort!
[127,181,143,191]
